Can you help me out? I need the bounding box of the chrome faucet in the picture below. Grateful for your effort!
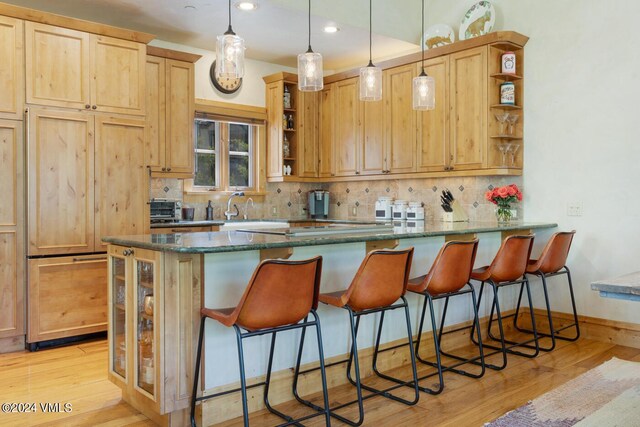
[243,197,254,220]
[224,191,245,220]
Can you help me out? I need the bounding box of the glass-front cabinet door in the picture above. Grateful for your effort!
[108,247,129,382]
[133,249,161,400]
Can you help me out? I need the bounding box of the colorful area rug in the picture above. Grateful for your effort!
[486,357,640,426]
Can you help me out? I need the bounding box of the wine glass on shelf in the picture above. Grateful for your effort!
[495,113,510,135]
[507,114,519,135]
[497,142,509,167]
[509,143,520,167]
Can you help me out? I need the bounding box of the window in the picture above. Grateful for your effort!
[192,119,257,192]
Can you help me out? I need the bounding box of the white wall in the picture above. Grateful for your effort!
[427,0,640,324]
[149,39,296,107]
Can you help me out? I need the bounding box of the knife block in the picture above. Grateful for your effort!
[441,200,469,222]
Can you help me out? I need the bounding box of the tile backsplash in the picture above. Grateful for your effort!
[150,176,523,222]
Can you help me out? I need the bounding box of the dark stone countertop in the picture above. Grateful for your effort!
[105,221,557,254]
[149,218,390,228]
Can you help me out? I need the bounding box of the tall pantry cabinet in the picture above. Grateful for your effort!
[0,15,25,352]
[22,20,149,346]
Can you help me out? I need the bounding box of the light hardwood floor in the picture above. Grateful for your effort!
[0,337,638,426]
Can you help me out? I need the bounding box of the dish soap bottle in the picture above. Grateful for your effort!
[206,201,213,220]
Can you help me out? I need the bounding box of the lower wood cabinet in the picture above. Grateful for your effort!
[27,255,108,343]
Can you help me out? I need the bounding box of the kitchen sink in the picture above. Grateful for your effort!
[219,221,289,231]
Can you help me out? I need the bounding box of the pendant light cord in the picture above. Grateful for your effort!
[368,0,373,67]
[307,0,312,53]
[225,0,235,35]
[420,0,427,76]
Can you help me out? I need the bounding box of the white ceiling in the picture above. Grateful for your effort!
[5,0,424,70]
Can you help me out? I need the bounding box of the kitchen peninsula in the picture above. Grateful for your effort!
[103,220,555,426]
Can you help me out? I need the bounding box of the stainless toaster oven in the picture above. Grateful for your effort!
[149,198,182,223]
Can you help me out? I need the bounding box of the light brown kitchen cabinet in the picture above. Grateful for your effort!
[449,46,487,171]
[265,79,286,179]
[333,78,360,177]
[27,255,107,343]
[94,115,147,251]
[360,98,385,175]
[27,108,95,256]
[298,90,320,177]
[318,85,335,178]
[25,22,145,115]
[0,16,24,120]
[416,57,450,172]
[0,119,24,345]
[384,64,417,174]
[145,52,196,177]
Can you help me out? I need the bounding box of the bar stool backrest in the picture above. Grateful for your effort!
[344,248,414,312]
[235,257,323,331]
[488,235,534,282]
[535,231,576,274]
[423,239,479,295]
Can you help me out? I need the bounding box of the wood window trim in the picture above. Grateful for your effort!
[185,100,267,196]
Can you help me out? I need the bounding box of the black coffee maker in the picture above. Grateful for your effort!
[308,190,329,219]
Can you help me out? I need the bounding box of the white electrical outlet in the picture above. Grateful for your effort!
[271,206,277,216]
[567,202,583,217]
[352,206,358,216]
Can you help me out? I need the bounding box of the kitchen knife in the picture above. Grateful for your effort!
[446,189,455,201]
[442,190,452,203]
[440,195,450,206]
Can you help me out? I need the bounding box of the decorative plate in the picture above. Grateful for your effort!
[209,60,242,94]
[459,1,495,40]
[422,24,455,50]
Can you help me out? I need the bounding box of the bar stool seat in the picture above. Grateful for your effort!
[470,234,540,370]
[190,257,331,427]
[378,239,485,395]
[293,248,419,427]
[514,231,579,351]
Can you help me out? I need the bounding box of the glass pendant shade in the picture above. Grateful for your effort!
[413,73,435,110]
[215,33,245,79]
[298,51,324,91]
[359,64,382,101]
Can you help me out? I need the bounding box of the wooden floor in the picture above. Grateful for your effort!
[1,336,639,427]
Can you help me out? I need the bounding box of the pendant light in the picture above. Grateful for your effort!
[298,0,323,91]
[413,0,435,110]
[216,0,245,79]
[359,0,382,101]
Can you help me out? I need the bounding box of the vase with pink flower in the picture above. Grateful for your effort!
[485,184,522,223]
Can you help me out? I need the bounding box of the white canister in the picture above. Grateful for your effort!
[375,196,393,220]
[392,200,408,220]
[500,82,515,105]
[501,51,516,74]
[406,202,425,220]
[393,220,406,234]
[406,220,425,233]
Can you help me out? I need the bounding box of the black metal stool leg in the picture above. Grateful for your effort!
[414,294,430,361]
[483,282,508,370]
[514,273,556,351]
[470,281,485,346]
[311,310,332,426]
[233,325,250,427]
[190,316,206,427]
[564,267,581,340]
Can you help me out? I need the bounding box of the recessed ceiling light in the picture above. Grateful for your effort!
[235,1,257,11]
[323,23,340,33]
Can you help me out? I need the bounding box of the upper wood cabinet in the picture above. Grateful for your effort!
[360,99,385,175]
[265,79,285,179]
[333,78,360,177]
[298,90,321,178]
[27,108,95,256]
[449,46,487,171]
[145,55,195,177]
[0,119,24,341]
[94,115,147,251]
[384,64,417,174]
[417,57,450,172]
[25,22,145,115]
[0,16,24,120]
[318,85,335,178]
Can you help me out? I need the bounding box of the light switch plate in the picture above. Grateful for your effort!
[567,202,583,217]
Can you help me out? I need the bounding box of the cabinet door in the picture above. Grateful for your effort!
[91,35,145,115]
[25,22,90,110]
[360,99,385,175]
[28,108,95,255]
[27,255,108,343]
[145,56,166,173]
[0,16,24,120]
[165,59,195,175]
[0,119,24,339]
[94,116,147,250]
[298,90,320,177]
[108,246,129,384]
[318,85,335,178]
[417,57,450,172]
[385,64,417,173]
[265,81,284,179]
[449,46,487,170]
[334,78,360,176]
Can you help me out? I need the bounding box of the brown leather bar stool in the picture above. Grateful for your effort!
[470,234,539,370]
[190,257,331,427]
[293,248,419,427]
[513,231,579,351]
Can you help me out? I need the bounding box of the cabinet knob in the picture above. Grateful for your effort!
[92,105,97,110]
[355,171,360,175]
[85,104,91,109]
[162,167,167,171]
[167,167,172,172]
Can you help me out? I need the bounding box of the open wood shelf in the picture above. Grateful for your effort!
[490,73,522,81]
[115,304,125,311]
[138,280,153,289]
[491,135,523,140]
[491,104,522,110]
[115,274,125,282]
[283,128,296,132]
